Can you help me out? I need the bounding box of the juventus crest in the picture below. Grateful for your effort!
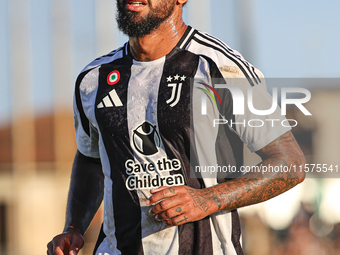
[166,74,186,107]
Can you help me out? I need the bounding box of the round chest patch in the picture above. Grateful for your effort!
[107,70,120,85]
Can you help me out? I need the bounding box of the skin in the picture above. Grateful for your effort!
[47,0,305,253]
[147,131,305,226]
[47,151,103,255]
[126,0,188,61]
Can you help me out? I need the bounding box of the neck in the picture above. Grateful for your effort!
[129,9,188,62]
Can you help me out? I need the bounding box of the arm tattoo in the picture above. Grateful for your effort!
[196,132,305,212]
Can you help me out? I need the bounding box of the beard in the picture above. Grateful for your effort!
[116,1,176,37]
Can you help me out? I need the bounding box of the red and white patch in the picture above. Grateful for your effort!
[107,70,120,85]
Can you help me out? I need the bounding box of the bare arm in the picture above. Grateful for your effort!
[148,131,306,225]
[206,130,305,211]
[64,150,104,234]
[47,150,104,255]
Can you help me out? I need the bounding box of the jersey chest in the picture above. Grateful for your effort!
[94,51,199,145]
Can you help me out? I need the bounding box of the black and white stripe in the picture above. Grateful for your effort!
[177,27,261,86]
[74,25,290,255]
[195,31,261,83]
[176,26,196,50]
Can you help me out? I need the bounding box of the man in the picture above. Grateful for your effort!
[47,0,305,254]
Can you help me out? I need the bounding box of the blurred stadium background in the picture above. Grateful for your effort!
[0,0,339,254]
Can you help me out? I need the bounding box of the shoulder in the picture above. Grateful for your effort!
[180,27,264,86]
[74,43,128,91]
[80,43,128,75]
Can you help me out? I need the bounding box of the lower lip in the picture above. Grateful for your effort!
[126,3,146,12]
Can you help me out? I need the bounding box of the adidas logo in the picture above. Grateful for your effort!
[97,89,123,108]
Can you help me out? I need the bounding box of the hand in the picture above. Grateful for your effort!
[46,231,84,255]
[146,186,218,226]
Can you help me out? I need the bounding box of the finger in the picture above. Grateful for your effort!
[154,206,184,221]
[163,214,189,226]
[149,186,168,194]
[52,239,66,255]
[147,186,181,205]
[149,195,183,216]
[47,241,53,255]
[47,238,65,255]
[69,250,77,255]
[54,245,67,255]
[69,234,85,255]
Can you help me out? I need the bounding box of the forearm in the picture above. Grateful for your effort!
[64,150,104,235]
[148,132,305,226]
[202,131,306,213]
[202,172,302,214]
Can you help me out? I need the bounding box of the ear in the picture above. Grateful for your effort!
[177,0,188,5]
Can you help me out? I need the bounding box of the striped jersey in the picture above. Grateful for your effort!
[74,26,290,255]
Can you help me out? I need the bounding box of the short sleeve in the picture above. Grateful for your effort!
[219,67,291,152]
[73,71,100,158]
